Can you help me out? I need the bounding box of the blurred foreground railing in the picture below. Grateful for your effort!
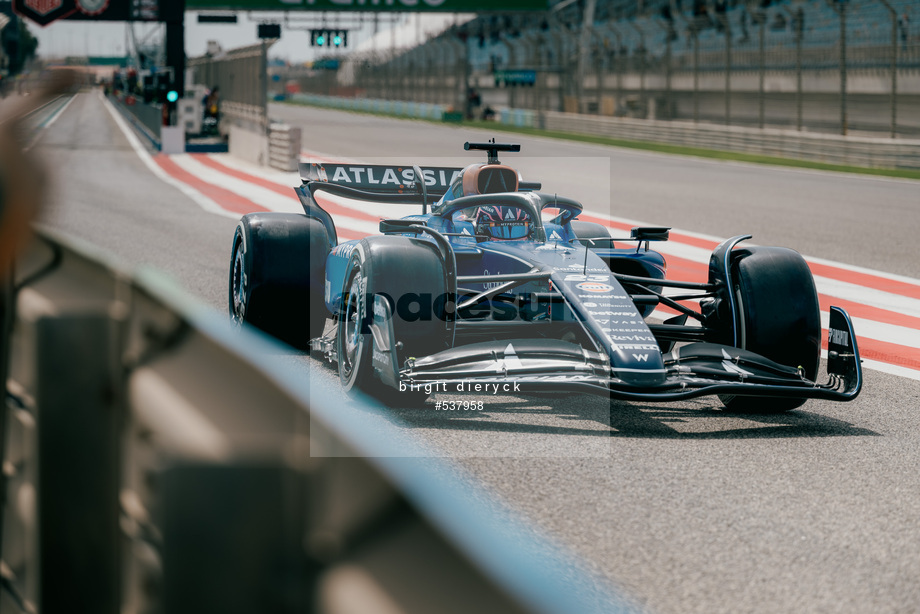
[0,228,631,614]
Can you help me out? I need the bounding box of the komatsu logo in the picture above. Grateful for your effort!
[829,328,850,346]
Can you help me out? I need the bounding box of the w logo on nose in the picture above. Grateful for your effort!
[633,354,649,361]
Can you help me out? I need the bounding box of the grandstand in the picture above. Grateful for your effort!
[299,0,919,137]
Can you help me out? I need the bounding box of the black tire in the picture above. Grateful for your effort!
[336,236,450,407]
[229,213,330,348]
[719,246,821,413]
[571,220,612,248]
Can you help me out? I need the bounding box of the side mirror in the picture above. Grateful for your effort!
[630,227,670,242]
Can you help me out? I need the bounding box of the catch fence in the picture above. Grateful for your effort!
[293,0,920,138]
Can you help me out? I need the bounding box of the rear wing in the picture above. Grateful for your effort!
[299,162,463,199]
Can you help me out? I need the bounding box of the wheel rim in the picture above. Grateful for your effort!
[230,242,245,325]
[341,273,364,377]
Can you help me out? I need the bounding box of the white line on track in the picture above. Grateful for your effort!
[205,153,300,185]
[573,206,920,290]
[100,91,239,220]
[644,239,920,317]
[821,312,920,349]
[25,95,75,150]
[853,356,920,381]
[170,154,302,214]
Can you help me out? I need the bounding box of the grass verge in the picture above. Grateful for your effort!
[282,100,920,181]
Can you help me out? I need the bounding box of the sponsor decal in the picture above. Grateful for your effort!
[322,165,461,187]
[609,335,658,342]
[549,231,563,241]
[592,311,640,317]
[324,280,331,303]
[481,270,505,290]
[565,273,608,282]
[829,328,850,346]
[76,0,108,15]
[372,348,389,365]
[633,353,649,362]
[577,281,615,293]
[333,243,357,258]
[560,264,607,271]
[580,303,625,309]
[25,0,62,15]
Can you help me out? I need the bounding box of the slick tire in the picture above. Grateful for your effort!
[719,246,821,413]
[336,236,450,407]
[571,221,613,248]
[229,213,330,348]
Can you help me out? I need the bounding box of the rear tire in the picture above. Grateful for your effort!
[718,246,821,413]
[336,236,450,407]
[229,213,330,348]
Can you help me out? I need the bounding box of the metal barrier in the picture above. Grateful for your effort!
[268,123,302,172]
[290,93,447,121]
[0,228,631,614]
[287,93,920,170]
[109,94,162,144]
[538,110,920,169]
[188,42,274,133]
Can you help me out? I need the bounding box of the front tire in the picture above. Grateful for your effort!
[718,246,821,413]
[336,236,451,407]
[228,214,330,348]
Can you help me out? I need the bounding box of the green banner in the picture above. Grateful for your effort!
[188,0,546,11]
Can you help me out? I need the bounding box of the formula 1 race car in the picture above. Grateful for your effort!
[228,141,861,411]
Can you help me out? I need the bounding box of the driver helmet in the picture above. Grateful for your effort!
[474,205,533,241]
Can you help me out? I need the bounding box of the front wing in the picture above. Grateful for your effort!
[369,297,862,403]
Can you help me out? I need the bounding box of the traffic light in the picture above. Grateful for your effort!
[311,29,348,48]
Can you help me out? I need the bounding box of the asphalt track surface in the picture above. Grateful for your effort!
[35,90,920,614]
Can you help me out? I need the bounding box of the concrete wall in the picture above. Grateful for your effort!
[229,124,269,167]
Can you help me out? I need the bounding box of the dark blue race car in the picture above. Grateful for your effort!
[229,141,861,411]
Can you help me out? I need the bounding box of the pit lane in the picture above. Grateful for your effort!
[35,90,920,614]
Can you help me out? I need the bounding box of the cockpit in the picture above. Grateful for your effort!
[452,204,536,241]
